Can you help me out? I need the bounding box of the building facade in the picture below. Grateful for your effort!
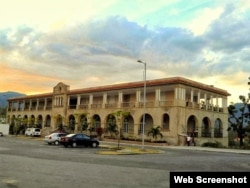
[6,77,231,146]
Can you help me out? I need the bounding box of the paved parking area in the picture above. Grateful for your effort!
[1,136,250,188]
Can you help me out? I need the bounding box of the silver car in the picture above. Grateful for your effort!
[44,133,67,145]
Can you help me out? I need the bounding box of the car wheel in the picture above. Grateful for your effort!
[54,140,59,145]
[72,142,77,148]
[92,142,98,148]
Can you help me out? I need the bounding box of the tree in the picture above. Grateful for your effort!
[228,95,250,147]
[108,110,130,149]
[76,113,89,133]
[69,118,75,133]
[147,126,163,140]
[88,117,97,135]
[106,115,119,138]
[81,121,89,132]
[0,106,7,123]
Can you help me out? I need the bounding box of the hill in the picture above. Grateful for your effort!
[0,91,26,107]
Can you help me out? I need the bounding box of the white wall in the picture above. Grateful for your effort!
[0,124,9,135]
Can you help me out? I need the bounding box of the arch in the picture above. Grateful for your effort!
[37,115,43,128]
[139,113,153,135]
[162,113,170,130]
[30,115,35,126]
[68,114,76,132]
[187,115,198,136]
[201,117,211,137]
[10,115,16,124]
[214,118,223,138]
[9,115,22,135]
[79,114,88,132]
[105,114,116,129]
[91,114,101,128]
[55,114,63,128]
[122,114,134,134]
[45,115,51,127]
[23,115,28,127]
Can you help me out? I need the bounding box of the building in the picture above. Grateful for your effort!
[6,77,231,146]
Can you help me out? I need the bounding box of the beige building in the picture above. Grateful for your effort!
[6,77,231,146]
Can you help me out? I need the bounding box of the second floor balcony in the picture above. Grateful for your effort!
[7,99,225,113]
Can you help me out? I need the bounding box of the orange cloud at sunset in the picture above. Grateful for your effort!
[0,64,60,95]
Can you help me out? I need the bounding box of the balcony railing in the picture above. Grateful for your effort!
[159,100,173,107]
[78,104,88,109]
[6,99,224,114]
[37,106,44,110]
[91,103,102,108]
[121,102,135,108]
[105,103,116,108]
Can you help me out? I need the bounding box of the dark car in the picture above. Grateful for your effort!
[60,133,99,148]
[0,132,3,136]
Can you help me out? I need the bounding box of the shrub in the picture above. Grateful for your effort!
[201,141,222,148]
[96,127,104,137]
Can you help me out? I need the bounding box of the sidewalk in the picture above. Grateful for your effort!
[166,145,250,154]
[101,139,250,155]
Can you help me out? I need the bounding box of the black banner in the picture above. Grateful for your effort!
[170,172,250,188]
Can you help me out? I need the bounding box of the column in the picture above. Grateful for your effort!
[204,94,207,110]
[118,91,123,108]
[89,94,93,109]
[103,93,107,108]
[155,88,160,106]
[77,95,81,109]
[44,98,47,110]
[36,99,39,110]
[190,90,194,102]
[136,90,141,107]
[29,99,32,110]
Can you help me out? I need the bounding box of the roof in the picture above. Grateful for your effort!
[7,76,231,101]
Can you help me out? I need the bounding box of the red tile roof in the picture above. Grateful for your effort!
[7,76,230,101]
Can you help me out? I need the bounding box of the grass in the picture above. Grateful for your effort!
[97,145,164,155]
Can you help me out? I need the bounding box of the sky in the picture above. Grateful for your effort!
[0,0,250,103]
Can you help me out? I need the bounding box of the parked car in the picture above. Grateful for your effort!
[25,128,41,137]
[44,133,67,145]
[60,133,99,148]
[0,132,3,136]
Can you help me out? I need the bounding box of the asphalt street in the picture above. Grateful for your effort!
[0,136,249,188]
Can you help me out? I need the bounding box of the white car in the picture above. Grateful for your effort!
[44,133,67,145]
[25,128,41,137]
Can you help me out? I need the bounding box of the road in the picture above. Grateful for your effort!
[0,136,249,188]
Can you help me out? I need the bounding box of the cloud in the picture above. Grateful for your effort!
[0,1,249,103]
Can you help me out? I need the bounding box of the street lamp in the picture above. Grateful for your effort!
[137,60,146,150]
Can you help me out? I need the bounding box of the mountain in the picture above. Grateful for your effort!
[0,91,26,107]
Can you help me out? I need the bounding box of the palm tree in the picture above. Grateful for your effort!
[147,126,163,140]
